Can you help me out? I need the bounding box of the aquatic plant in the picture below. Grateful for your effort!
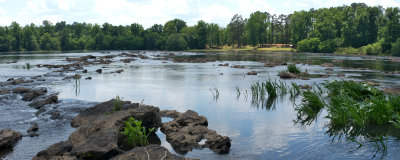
[25,63,31,70]
[209,88,219,100]
[121,117,154,147]
[235,86,241,100]
[294,90,325,125]
[286,64,301,74]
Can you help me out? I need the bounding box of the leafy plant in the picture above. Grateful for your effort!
[122,117,154,147]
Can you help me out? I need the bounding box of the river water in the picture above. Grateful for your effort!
[0,51,400,160]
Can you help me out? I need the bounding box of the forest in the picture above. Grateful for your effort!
[0,3,399,56]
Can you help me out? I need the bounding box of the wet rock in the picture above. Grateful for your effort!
[332,60,343,63]
[299,85,312,90]
[8,79,34,85]
[82,69,88,73]
[325,68,333,71]
[27,123,39,133]
[12,87,32,94]
[111,144,193,160]
[247,71,257,75]
[29,94,58,109]
[72,74,81,79]
[29,133,40,137]
[278,72,297,79]
[85,77,92,80]
[218,63,229,66]
[232,65,245,69]
[69,105,161,159]
[115,69,124,74]
[32,140,74,160]
[365,81,380,86]
[0,129,22,149]
[0,89,10,95]
[122,58,135,63]
[383,86,400,95]
[22,88,48,101]
[319,74,331,78]
[161,110,231,154]
[96,69,102,73]
[320,63,334,67]
[71,99,133,127]
[49,110,63,120]
[337,73,346,77]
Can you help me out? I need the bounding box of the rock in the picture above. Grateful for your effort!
[29,133,40,137]
[161,110,231,154]
[69,105,162,159]
[337,73,346,77]
[299,85,312,90]
[325,68,333,71]
[71,99,133,127]
[365,81,380,86]
[82,69,88,73]
[27,123,39,133]
[0,129,22,149]
[115,70,124,74]
[264,62,277,67]
[218,63,229,66]
[32,141,74,160]
[72,74,81,79]
[320,63,334,67]
[278,72,297,79]
[8,79,33,85]
[332,60,343,63]
[49,110,63,120]
[85,77,92,80]
[0,89,10,95]
[96,69,102,73]
[247,71,257,75]
[232,65,245,69]
[111,144,193,160]
[383,86,400,95]
[122,58,135,63]
[29,94,58,109]
[12,87,32,94]
[22,88,47,101]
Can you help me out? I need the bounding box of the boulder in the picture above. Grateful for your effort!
[68,104,161,159]
[0,129,22,149]
[27,123,39,133]
[278,72,298,79]
[218,63,229,66]
[247,71,257,75]
[82,69,88,73]
[111,144,194,160]
[161,110,231,154]
[29,94,58,109]
[22,88,47,101]
[96,69,102,73]
[32,141,74,160]
[12,87,32,94]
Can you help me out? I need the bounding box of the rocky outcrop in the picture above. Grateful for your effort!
[32,140,75,160]
[29,94,58,109]
[0,129,22,149]
[111,144,195,160]
[12,87,32,94]
[160,110,231,154]
[22,88,47,101]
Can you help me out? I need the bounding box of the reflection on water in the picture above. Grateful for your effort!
[0,51,400,159]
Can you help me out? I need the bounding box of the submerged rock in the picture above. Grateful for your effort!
[247,71,257,75]
[27,123,39,133]
[22,88,47,101]
[96,69,102,73]
[278,72,298,79]
[160,110,231,154]
[29,94,58,109]
[111,144,195,160]
[0,129,22,149]
[12,87,32,94]
[218,63,229,66]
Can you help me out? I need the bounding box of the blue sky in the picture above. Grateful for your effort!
[0,0,399,28]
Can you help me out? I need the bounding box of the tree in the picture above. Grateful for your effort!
[10,22,22,51]
[247,11,268,49]
[163,19,187,35]
[207,23,221,48]
[165,34,187,51]
[228,14,245,48]
[196,20,208,49]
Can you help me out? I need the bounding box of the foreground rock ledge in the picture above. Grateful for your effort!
[161,110,231,154]
[33,99,192,160]
[0,129,22,150]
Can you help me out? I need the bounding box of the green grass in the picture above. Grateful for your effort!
[294,90,325,125]
[105,96,123,115]
[121,117,154,147]
[286,64,301,74]
[25,63,31,70]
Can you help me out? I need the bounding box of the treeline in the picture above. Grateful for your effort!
[0,3,399,56]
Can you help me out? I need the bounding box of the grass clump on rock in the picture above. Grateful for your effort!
[122,117,154,147]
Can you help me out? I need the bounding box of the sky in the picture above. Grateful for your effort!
[0,0,399,28]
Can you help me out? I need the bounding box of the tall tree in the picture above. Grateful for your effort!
[228,14,245,48]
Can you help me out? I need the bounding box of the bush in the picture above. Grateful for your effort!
[297,38,320,52]
[364,42,382,55]
[122,117,154,147]
[165,34,187,51]
[318,40,336,53]
[391,38,400,56]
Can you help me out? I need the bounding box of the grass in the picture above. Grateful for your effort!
[210,88,220,100]
[235,86,241,100]
[25,63,31,70]
[121,117,154,147]
[294,90,325,125]
[105,96,123,115]
[286,64,301,74]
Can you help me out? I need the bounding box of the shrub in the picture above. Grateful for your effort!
[364,42,382,55]
[297,38,320,52]
[318,40,336,53]
[122,117,154,147]
[391,38,400,56]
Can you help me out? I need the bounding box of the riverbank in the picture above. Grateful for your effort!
[187,45,295,52]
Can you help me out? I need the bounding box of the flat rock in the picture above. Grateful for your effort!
[32,141,74,160]
[22,88,47,101]
[29,94,58,109]
[110,144,195,160]
[12,87,32,94]
[0,129,22,149]
[161,110,231,154]
[247,71,257,75]
[278,72,298,79]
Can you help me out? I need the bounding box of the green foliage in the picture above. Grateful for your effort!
[297,38,321,52]
[294,90,325,125]
[318,40,336,53]
[122,117,154,147]
[228,14,245,48]
[286,64,301,74]
[391,38,400,56]
[165,34,187,51]
[363,42,382,55]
